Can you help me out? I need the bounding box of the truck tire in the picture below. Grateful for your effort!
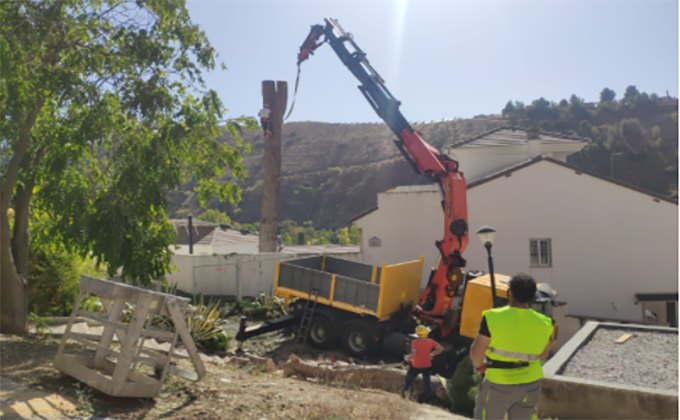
[307,315,336,349]
[341,320,379,358]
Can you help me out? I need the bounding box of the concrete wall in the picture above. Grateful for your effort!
[172,242,259,255]
[355,160,678,324]
[166,252,362,299]
[540,322,679,419]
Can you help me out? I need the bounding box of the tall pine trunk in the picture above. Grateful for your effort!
[258,81,287,253]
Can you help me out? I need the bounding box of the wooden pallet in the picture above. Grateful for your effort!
[54,276,206,398]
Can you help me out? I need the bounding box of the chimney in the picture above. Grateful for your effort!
[526,128,541,159]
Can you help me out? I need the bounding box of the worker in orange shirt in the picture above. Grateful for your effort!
[402,325,445,403]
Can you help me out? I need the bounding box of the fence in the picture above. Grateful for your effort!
[166,252,361,300]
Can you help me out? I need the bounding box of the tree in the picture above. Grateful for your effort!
[590,126,601,143]
[526,97,555,120]
[600,88,616,103]
[0,1,256,334]
[606,126,623,151]
[198,209,232,225]
[568,95,591,121]
[620,118,645,151]
[624,85,640,100]
[501,101,515,118]
[578,120,593,137]
[513,101,526,118]
[559,99,569,108]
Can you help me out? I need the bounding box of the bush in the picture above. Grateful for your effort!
[27,245,81,316]
[446,356,481,416]
[201,332,232,353]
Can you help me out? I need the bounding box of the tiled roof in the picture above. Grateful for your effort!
[449,126,590,149]
[349,155,677,223]
[467,155,677,204]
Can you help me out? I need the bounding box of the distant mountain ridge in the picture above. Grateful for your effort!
[169,104,678,228]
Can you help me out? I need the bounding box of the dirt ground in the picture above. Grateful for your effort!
[0,333,465,420]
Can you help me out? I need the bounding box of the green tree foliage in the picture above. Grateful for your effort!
[606,126,623,151]
[559,99,569,108]
[513,101,526,118]
[600,88,616,102]
[579,120,593,137]
[278,220,359,246]
[526,97,556,120]
[568,94,590,121]
[653,126,664,147]
[501,101,515,118]
[624,85,640,100]
[198,209,231,225]
[590,126,601,143]
[27,243,81,316]
[0,0,256,333]
[620,118,645,151]
[447,356,478,416]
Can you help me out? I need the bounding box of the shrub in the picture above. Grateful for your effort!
[27,245,81,316]
[446,356,481,416]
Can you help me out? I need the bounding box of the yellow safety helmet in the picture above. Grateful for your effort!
[415,325,429,338]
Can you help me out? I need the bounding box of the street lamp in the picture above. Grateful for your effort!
[611,151,623,178]
[476,226,501,308]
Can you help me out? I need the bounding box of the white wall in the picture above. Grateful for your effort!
[167,252,362,299]
[356,189,443,288]
[355,160,678,323]
[172,242,259,255]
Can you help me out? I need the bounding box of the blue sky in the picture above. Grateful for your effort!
[186,0,679,124]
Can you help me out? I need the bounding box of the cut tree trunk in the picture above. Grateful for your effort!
[282,355,450,406]
[226,352,275,373]
[258,80,287,253]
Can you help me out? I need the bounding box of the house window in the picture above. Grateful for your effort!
[530,239,552,267]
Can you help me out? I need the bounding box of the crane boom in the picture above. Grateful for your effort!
[297,18,470,334]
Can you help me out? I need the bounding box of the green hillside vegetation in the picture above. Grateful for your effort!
[169,86,677,228]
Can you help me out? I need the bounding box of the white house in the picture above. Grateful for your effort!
[352,128,678,330]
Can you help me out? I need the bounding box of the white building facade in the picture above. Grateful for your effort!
[352,128,678,327]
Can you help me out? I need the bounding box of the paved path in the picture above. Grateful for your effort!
[0,376,80,419]
[417,406,472,420]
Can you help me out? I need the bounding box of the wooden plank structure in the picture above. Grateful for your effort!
[54,276,206,398]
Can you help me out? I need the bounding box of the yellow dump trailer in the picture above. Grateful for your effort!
[237,255,424,358]
[275,255,424,321]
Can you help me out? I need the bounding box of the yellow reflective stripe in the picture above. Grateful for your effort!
[488,346,541,361]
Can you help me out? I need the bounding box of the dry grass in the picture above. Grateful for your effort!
[0,334,431,420]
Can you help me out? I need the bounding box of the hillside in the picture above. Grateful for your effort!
[169,92,678,228]
[169,117,505,227]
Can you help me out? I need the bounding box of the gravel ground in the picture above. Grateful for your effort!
[561,327,678,390]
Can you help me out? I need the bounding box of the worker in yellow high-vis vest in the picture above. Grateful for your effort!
[470,273,557,420]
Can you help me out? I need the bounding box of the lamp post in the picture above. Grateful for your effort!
[610,151,623,178]
[476,226,500,308]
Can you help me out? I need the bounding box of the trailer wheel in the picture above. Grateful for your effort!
[308,316,336,349]
[341,321,379,358]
